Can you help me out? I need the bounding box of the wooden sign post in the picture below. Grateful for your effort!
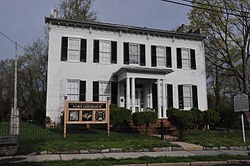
[63,98,110,138]
[234,93,249,143]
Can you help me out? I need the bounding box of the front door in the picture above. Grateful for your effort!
[135,88,144,112]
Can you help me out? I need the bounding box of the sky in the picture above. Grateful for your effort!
[0,0,190,60]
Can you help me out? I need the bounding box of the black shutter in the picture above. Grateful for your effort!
[93,81,99,101]
[152,84,158,110]
[93,40,99,63]
[192,85,198,108]
[177,48,182,68]
[166,47,172,68]
[80,39,87,62]
[190,49,196,69]
[61,37,68,61]
[111,82,118,104]
[167,84,173,108]
[111,41,117,64]
[151,45,156,67]
[123,42,129,64]
[79,81,86,101]
[140,44,146,66]
[178,85,184,109]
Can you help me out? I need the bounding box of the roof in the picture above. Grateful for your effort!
[113,66,173,76]
[45,17,206,41]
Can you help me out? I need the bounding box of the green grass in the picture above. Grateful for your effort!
[2,155,250,166]
[0,122,174,155]
[183,130,250,147]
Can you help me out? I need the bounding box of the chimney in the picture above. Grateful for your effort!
[50,9,58,18]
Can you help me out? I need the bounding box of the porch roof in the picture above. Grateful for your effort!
[113,66,173,76]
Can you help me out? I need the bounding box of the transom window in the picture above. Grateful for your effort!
[129,43,140,64]
[68,38,80,61]
[99,40,111,64]
[156,46,166,67]
[66,80,79,101]
[183,85,192,108]
[181,49,190,69]
[99,81,111,102]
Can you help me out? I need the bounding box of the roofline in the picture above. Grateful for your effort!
[45,17,206,41]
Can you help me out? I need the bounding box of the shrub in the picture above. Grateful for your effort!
[190,107,204,130]
[110,105,132,130]
[132,112,158,127]
[204,109,220,128]
[215,105,240,128]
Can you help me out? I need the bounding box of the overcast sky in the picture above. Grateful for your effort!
[0,0,190,60]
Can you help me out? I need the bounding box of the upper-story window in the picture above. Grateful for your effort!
[61,37,86,62]
[177,48,196,69]
[151,45,172,67]
[129,43,140,64]
[94,40,117,64]
[124,42,145,66]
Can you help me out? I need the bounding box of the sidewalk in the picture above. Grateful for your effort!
[0,149,249,163]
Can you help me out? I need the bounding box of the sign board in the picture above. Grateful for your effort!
[234,93,249,112]
[64,99,110,138]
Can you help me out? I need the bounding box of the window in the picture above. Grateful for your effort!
[129,43,140,64]
[61,37,87,62]
[66,80,86,101]
[181,49,190,69]
[93,40,117,64]
[151,45,172,67]
[183,85,192,108]
[178,84,198,109]
[124,43,145,66]
[99,81,111,101]
[66,80,79,101]
[99,40,111,64]
[177,48,196,69]
[156,46,166,67]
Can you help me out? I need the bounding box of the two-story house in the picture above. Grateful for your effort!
[45,17,208,123]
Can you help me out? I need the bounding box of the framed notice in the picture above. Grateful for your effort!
[82,111,93,121]
[69,111,79,121]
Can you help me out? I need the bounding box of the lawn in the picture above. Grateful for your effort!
[0,122,174,155]
[183,130,250,147]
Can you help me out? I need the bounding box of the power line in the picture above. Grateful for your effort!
[181,0,250,15]
[161,0,250,18]
[0,31,29,53]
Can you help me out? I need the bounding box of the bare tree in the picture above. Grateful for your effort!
[57,0,97,22]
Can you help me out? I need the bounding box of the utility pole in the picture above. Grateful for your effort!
[10,42,19,135]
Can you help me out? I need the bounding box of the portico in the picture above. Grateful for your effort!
[114,66,173,119]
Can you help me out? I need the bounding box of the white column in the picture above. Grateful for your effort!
[144,84,149,110]
[131,77,136,113]
[157,79,162,119]
[162,79,167,118]
[126,77,131,110]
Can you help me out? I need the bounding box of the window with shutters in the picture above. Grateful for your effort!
[129,43,140,64]
[156,46,166,67]
[183,85,192,108]
[68,38,81,61]
[66,80,79,101]
[99,40,111,64]
[181,49,190,69]
[99,81,111,102]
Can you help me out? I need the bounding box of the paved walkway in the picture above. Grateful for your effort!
[0,149,249,163]
[170,141,204,151]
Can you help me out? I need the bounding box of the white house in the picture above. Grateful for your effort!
[45,17,208,123]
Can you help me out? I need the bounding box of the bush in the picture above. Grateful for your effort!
[110,105,132,130]
[215,105,240,128]
[204,109,220,128]
[190,108,204,130]
[132,112,157,127]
